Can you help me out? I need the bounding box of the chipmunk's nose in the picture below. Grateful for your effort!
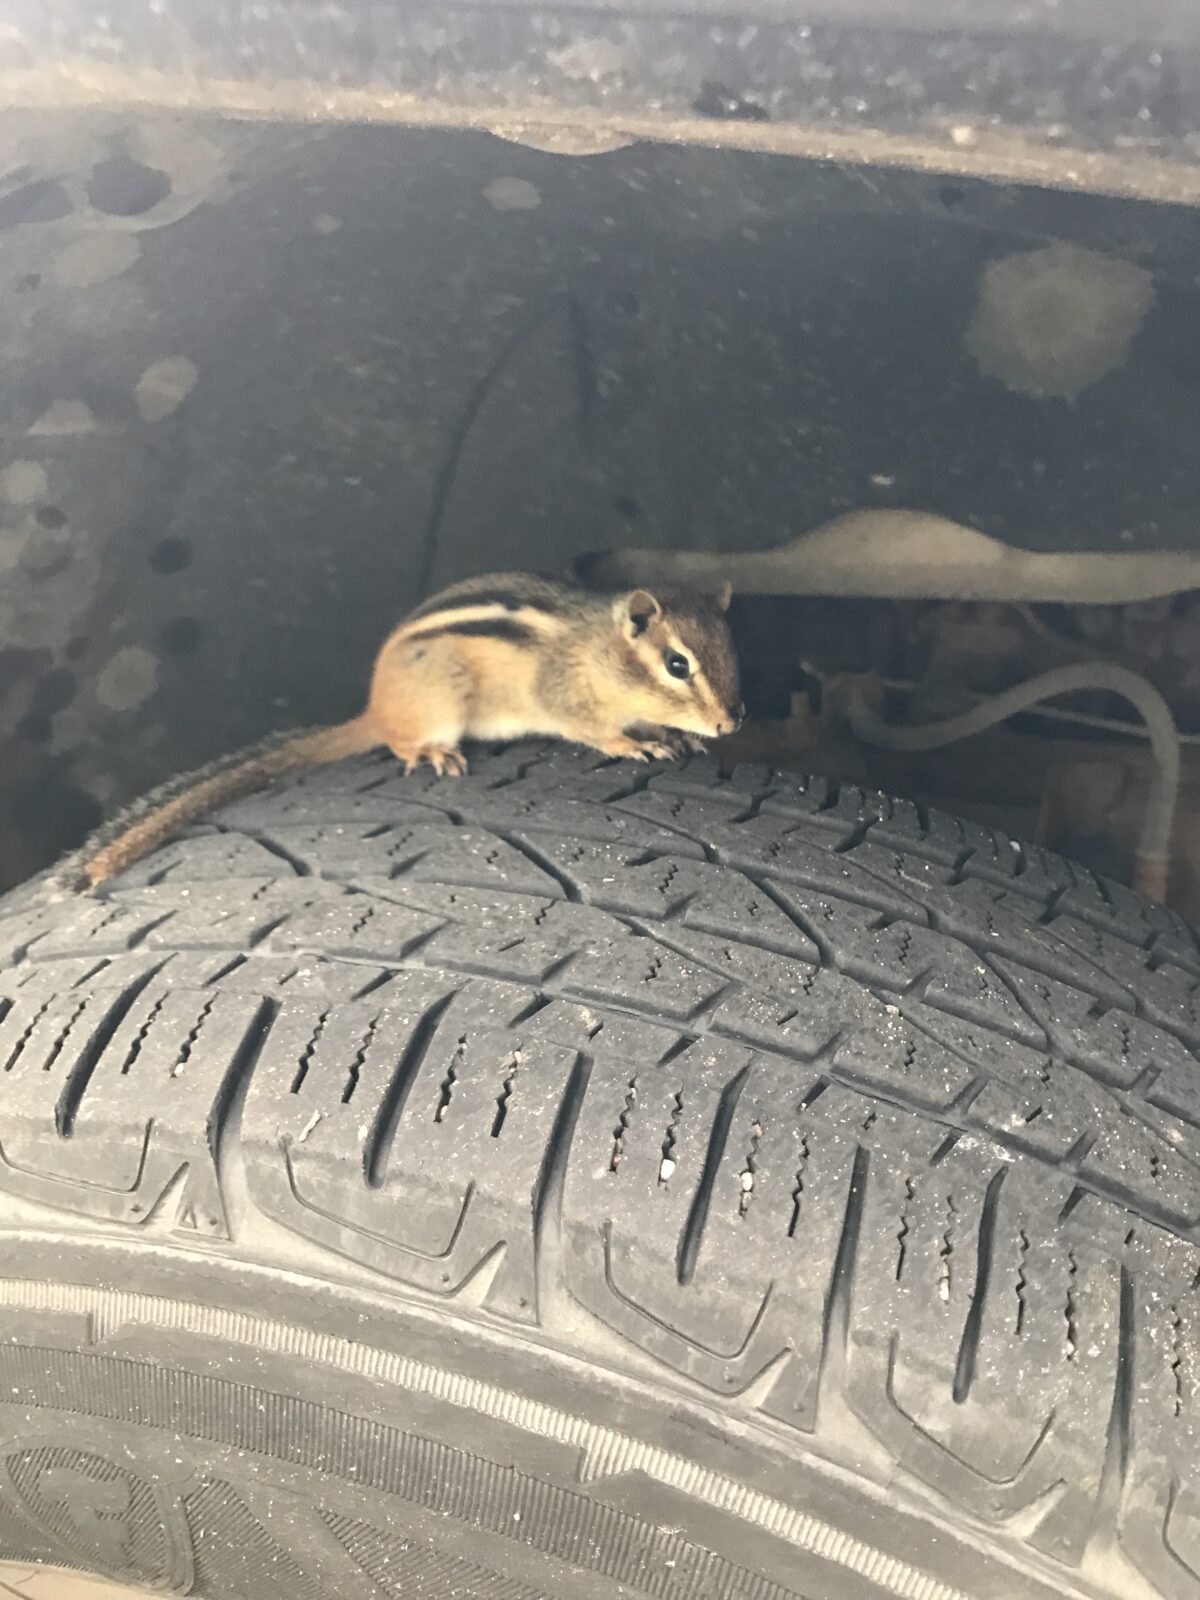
[717,702,745,736]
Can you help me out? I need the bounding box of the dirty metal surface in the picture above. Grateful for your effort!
[2,112,1200,892]
[4,2,1200,202]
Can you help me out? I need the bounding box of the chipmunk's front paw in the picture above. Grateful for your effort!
[596,733,677,763]
[622,723,706,758]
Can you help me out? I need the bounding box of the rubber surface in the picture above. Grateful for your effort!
[1,743,1199,1599]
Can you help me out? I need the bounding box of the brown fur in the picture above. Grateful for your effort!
[77,571,741,888]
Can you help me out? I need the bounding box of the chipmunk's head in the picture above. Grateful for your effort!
[612,583,743,739]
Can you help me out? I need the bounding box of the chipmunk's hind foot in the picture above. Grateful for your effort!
[393,743,469,777]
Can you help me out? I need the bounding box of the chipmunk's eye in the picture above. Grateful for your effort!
[664,650,690,680]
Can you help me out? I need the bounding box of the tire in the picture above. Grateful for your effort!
[0,742,1198,1600]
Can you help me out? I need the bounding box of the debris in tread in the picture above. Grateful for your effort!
[937,1194,957,1302]
[658,1089,684,1184]
[172,995,217,1077]
[739,1118,762,1217]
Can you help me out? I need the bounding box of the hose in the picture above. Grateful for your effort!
[1012,602,1119,663]
[845,663,1181,902]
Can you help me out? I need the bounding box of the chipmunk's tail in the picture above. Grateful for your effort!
[68,716,378,891]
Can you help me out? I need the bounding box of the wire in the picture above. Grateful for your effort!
[846,663,1181,902]
[1012,602,1117,662]
[878,676,1200,747]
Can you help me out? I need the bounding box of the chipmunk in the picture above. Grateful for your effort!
[77,570,743,888]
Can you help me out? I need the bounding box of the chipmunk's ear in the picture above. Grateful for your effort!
[617,589,663,636]
[715,581,733,612]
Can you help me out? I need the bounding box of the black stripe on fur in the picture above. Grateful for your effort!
[404,617,537,645]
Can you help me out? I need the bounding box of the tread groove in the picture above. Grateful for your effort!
[952,1168,1005,1404]
[241,831,312,877]
[532,1048,593,1320]
[1090,1264,1136,1555]
[677,1062,750,1286]
[208,995,276,1160]
[494,830,580,902]
[817,1144,870,1421]
[364,990,457,1188]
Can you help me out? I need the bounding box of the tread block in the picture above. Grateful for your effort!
[765,784,996,866]
[965,1055,1120,1163]
[256,822,565,896]
[831,1011,981,1110]
[1121,1246,1200,1594]
[676,877,819,961]
[557,935,730,1023]
[923,887,1137,1009]
[0,906,78,966]
[510,835,714,918]
[836,792,990,868]
[1148,923,1200,981]
[0,980,265,1234]
[645,755,787,804]
[562,1042,862,1420]
[761,881,1052,1046]
[110,832,301,886]
[193,953,395,1002]
[846,1140,1119,1565]
[53,947,396,1004]
[29,899,176,959]
[264,894,446,964]
[715,823,937,919]
[918,946,1048,1048]
[0,953,147,1001]
[1078,1110,1200,1228]
[956,834,1080,903]
[662,926,819,1004]
[756,886,937,989]
[457,793,711,861]
[418,900,629,985]
[124,882,335,953]
[242,976,578,1320]
[1054,873,1188,946]
[218,787,445,830]
[994,959,1173,1090]
[705,966,847,1059]
[516,994,684,1062]
[611,786,760,838]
